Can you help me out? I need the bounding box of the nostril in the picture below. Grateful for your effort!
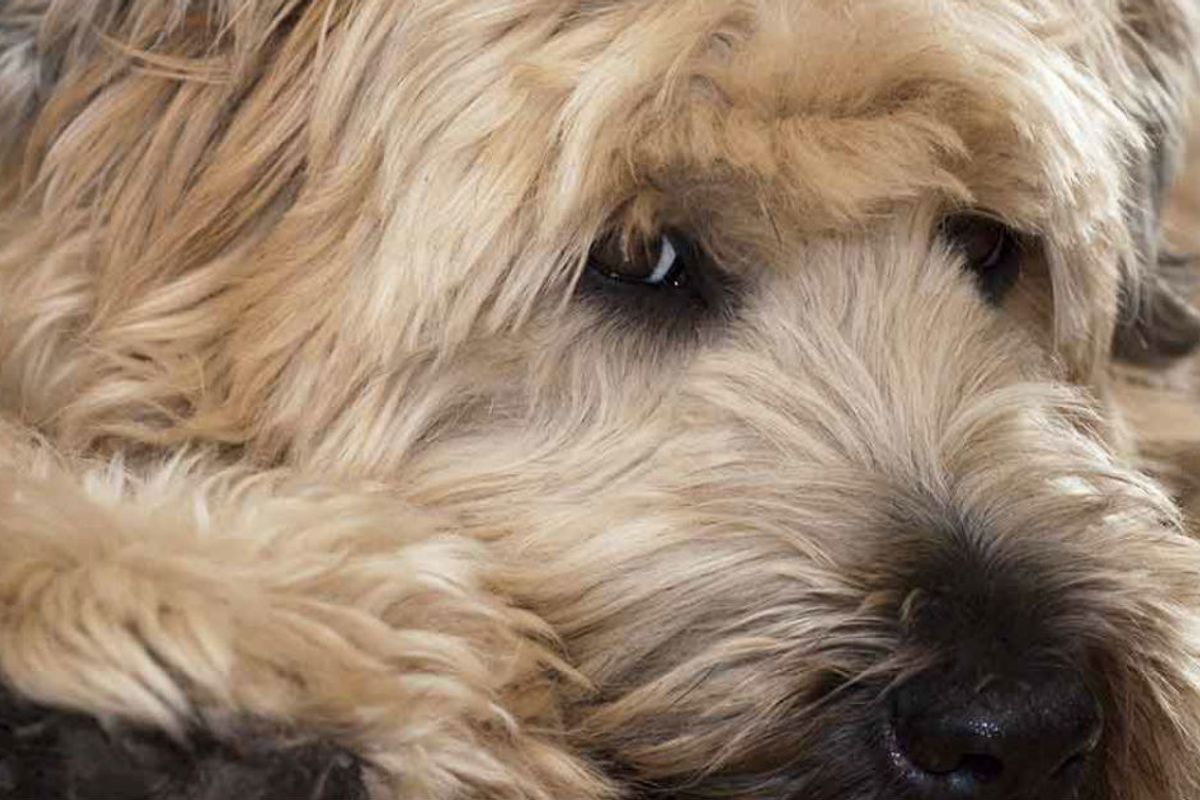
[895,725,1004,779]
[889,708,1009,786]
[909,750,1005,781]
[958,754,1003,784]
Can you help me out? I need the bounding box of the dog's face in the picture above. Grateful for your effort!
[25,0,1200,798]
[220,1,1200,798]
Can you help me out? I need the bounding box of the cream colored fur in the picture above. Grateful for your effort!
[1,1,1200,798]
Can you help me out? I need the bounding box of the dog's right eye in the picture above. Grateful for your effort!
[942,214,1024,305]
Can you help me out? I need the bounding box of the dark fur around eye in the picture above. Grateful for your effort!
[941,214,1024,305]
[577,230,738,335]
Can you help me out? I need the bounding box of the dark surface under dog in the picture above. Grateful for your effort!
[0,688,366,800]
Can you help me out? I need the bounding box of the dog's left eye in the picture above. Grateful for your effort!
[942,215,1023,305]
[587,232,688,287]
[578,229,736,333]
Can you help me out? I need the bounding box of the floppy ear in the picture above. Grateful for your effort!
[1110,1,1200,367]
[1113,249,1200,367]
[1113,127,1200,367]
[0,4,46,182]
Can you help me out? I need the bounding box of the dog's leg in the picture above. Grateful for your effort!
[0,420,607,799]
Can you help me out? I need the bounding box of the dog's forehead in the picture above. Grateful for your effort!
[517,0,1129,238]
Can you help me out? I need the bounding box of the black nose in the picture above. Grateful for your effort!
[886,668,1102,799]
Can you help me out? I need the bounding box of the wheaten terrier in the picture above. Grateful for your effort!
[2,1,1200,799]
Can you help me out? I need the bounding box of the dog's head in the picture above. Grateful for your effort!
[12,0,1200,798]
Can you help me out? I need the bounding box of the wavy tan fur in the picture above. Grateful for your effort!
[1,1,1200,798]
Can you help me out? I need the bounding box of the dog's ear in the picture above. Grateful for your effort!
[0,4,47,182]
[1112,125,1200,367]
[1109,0,1200,368]
[1113,250,1200,367]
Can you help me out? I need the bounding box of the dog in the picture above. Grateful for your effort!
[1,1,1200,798]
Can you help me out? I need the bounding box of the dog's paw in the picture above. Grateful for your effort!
[0,687,369,800]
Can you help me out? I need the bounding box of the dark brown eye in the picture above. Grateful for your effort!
[577,228,737,335]
[587,231,688,287]
[941,214,1023,305]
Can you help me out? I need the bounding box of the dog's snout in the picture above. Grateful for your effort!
[886,669,1101,799]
